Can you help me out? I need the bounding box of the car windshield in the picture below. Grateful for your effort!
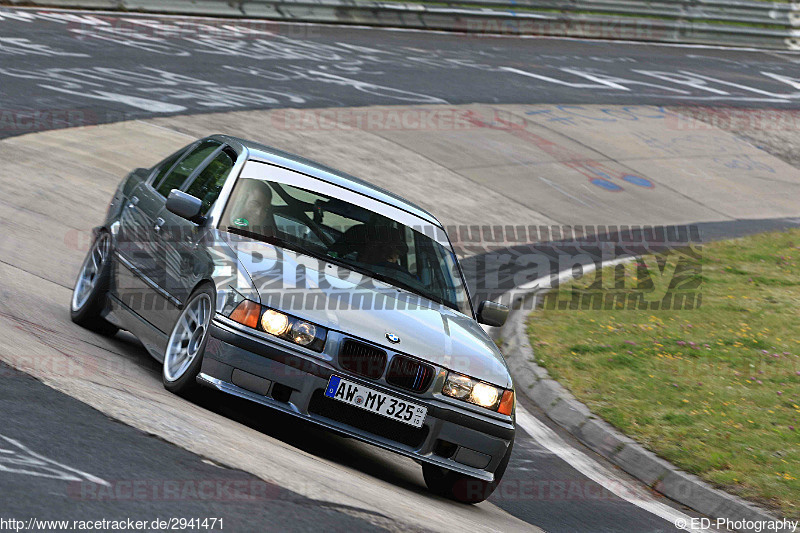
[220,171,471,316]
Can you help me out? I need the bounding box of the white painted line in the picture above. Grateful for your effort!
[0,434,110,486]
[539,177,597,209]
[514,406,716,533]
[39,86,188,113]
[4,5,800,55]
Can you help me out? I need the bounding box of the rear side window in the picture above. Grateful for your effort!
[184,149,236,216]
[156,140,221,197]
[150,148,187,186]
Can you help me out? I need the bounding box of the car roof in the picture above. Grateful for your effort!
[210,134,443,228]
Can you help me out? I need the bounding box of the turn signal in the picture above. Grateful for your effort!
[498,390,515,415]
[229,300,260,329]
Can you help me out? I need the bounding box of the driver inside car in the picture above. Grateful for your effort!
[375,243,407,272]
[228,178,276,236]
[360,240,411,276]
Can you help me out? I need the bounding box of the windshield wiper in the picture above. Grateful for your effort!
[226,226,291,249]
[226,226,333,263]
[331,256,451,309]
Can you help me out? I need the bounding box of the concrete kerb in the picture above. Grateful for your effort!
[495,264,785,531]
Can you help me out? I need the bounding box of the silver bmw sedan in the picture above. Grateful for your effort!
[71,134,515,504]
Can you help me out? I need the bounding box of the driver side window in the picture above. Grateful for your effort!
[184,149,236,216]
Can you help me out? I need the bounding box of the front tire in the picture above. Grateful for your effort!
[422,436,514,504]
[162,284,215,396]
[70,231,119,336]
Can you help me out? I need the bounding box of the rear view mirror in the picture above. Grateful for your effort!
[477,301,509,327]
[166,189,203,222]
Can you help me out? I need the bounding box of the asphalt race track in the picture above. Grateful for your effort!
[2,6,800,139]
[0,361,400,532]
[1,6,799,533]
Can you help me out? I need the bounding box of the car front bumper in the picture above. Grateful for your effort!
[199,319,515,482]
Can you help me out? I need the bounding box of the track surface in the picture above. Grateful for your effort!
[2,6,800,140]
[2,6,799,533]
[0,361,395,531]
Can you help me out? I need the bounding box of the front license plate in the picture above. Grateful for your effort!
[324,375,427,428]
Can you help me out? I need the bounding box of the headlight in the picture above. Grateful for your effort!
[443,371,513,414]
[442,373,472,399]
[291,321,316,346]
[261,309,289,335]
[228,300,327,352]
[471,382,500,408]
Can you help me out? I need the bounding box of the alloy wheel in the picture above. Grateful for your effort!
[71,233,111,312]
[163,293,212,382]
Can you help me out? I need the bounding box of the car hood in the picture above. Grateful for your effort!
[228,237,511,388]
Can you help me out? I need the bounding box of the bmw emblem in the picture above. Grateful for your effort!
[385,333,400,344]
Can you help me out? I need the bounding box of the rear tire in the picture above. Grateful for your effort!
[422,436,514,504]
[70,231,119,336]
[162,283,215,397]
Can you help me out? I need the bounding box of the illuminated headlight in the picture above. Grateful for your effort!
[442,371,506,411]
[261,309,289,335]
[470,382,500,408]
[228,301,327,352]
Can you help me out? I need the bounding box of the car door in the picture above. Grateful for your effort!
[148,140,233,332]
[113,146,189,321]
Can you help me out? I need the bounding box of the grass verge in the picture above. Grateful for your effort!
[527,229,800,518]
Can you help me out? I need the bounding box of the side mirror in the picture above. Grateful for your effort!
[477,301,509,327]
[166,189,203,222]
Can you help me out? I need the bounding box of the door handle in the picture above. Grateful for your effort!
[154,217,165,233]
[127,196,139,209]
